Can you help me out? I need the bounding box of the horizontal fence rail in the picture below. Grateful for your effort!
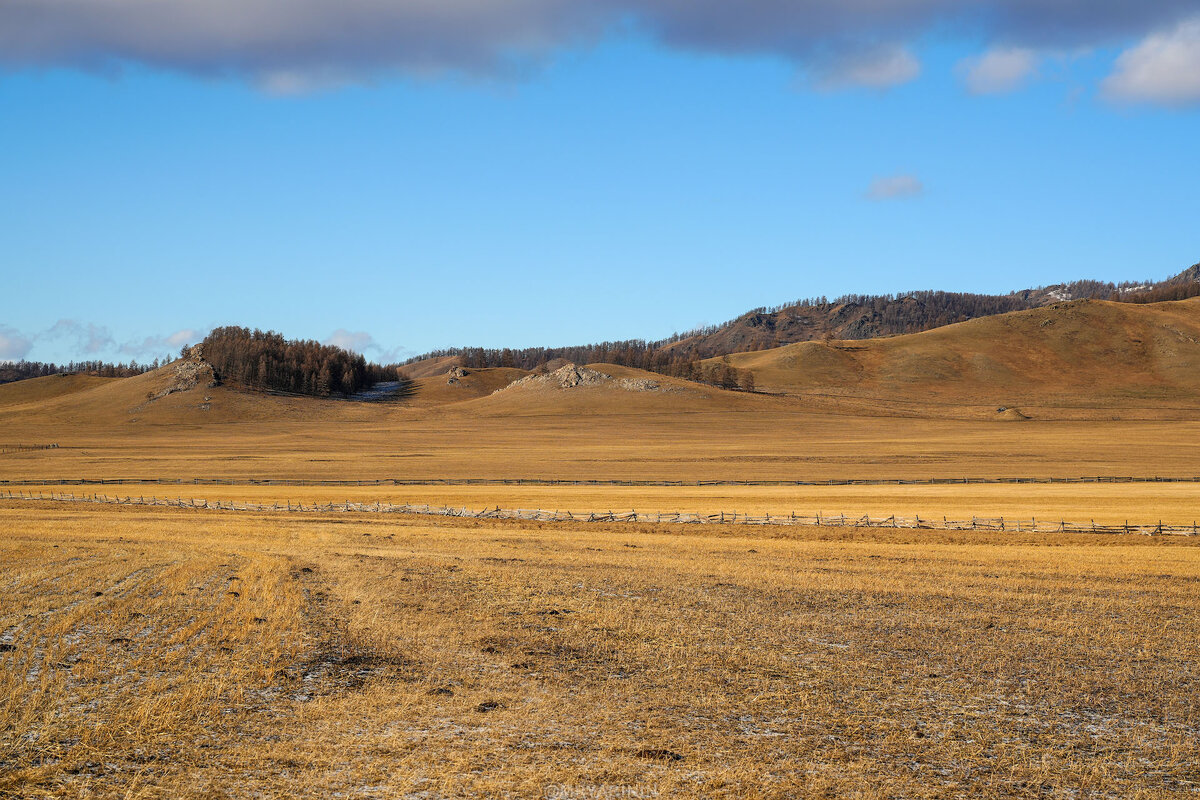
[2,489,1196,537]
[2,474,1200,487]
[0,444,59,455]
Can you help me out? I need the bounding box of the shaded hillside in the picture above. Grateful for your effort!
[709,298,1200,409]
[409,366,530,406]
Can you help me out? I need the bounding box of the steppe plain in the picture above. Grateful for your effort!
[3,299,1199,798]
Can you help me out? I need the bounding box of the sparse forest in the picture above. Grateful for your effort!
[408,265,1200,382]
[1117,281,1200,304]
[0,359,164,385]
[200,327,405,397]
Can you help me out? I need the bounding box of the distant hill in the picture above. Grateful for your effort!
[4,297,1200,425]
[405,261,1200,376]
[706,297,1200,411]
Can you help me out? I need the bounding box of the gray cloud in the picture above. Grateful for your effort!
[866,174,924,200]
[816,45,921,89]
[2,1,1198,92]
[1103,17,1200,105]
[0,326,34,361]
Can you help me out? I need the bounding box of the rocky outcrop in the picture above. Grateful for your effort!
[146,346,217,403]
[493,364,661,394]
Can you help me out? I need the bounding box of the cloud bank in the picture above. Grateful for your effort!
[0,322,209,364]
[2,1,1199,94]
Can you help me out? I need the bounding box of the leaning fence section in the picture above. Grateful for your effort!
[2,489,1196,537]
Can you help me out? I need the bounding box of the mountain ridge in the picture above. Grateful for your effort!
[406,261,1200,374]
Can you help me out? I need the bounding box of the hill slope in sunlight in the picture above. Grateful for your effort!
[708,298,1200,410]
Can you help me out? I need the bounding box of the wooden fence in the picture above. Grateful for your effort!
[2,474,1200,488]
[0,444,58,456]
[2,489,1196,536]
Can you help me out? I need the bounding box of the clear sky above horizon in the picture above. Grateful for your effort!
[2,2,1198,365]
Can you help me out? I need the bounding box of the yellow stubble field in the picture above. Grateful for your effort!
[2,501,1199,799]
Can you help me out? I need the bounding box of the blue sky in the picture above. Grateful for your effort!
[2,2,1198,365]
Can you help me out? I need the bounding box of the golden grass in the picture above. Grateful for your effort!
[708,298,1200,408]
[5,410,1200,484]
[2,501,1199,798]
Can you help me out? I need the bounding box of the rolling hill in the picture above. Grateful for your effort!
[0,373,115,408]
[3,293,1199,433]
[705,297,1200,412]
[402,261,1200,373]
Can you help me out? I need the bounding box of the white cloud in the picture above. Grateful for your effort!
[0,326,33,361]
[1103,17,1200,105]
[865,174,924,200]
[960,47,1038,94]
[818,45,921,89]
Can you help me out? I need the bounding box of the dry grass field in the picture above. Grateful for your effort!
[5,402,1200,483]
[3,501,1199,799]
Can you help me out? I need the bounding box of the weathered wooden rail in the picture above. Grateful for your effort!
[2,489,1196,536]
[0,444,58,456]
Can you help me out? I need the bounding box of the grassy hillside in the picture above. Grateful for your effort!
[0,373,114,408]
[707,298,1200,408]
